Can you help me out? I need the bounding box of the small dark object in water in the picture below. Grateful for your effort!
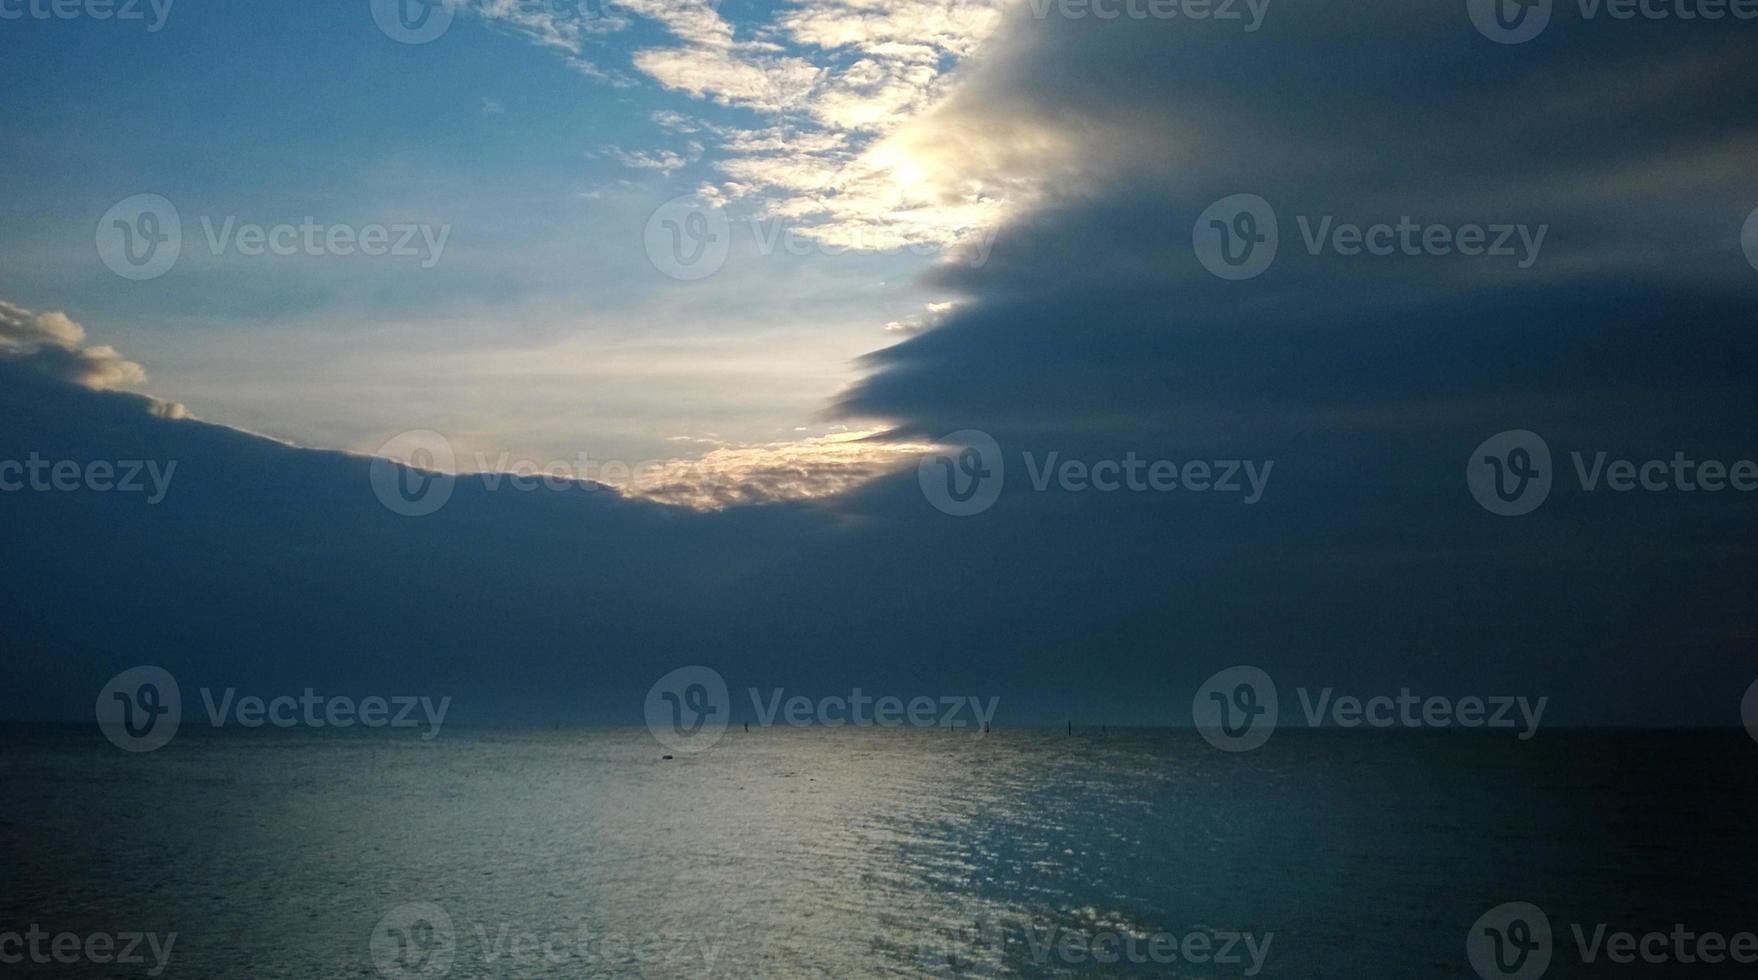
[661,755,674,760]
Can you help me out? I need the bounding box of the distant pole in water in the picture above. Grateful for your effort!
[1067,720,1072,736]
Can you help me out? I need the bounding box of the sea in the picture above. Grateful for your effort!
[2,726,1755,977]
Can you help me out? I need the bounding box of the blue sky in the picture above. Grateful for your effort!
[1,0,1003,475]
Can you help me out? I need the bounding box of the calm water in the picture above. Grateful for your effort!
[3,727,1755,977]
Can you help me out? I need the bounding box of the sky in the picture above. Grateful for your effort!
[4,0,1758,726]
[0,0,1008,478]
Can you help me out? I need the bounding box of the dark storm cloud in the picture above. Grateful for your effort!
[838,0,1758,441]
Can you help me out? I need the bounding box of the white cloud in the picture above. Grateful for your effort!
[630,47,822,111]
[618,427,933,509]
[0,301,155,394]
[473,0,1023,261]
[603,146,690,175]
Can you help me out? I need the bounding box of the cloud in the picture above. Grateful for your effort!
[884,300,958,334]
[602,146,690,175]
[833,6,1758,444]
[630,47,823,111]
[9,3,1758,735]
[0,301,157,395]
[618,427,934,509]
[473,0,1017,258]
